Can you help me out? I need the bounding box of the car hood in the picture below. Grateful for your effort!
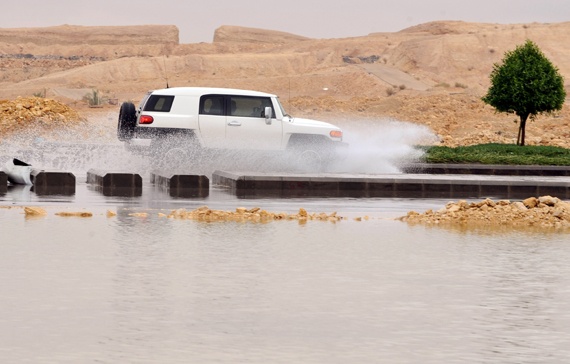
[289,117,341,130]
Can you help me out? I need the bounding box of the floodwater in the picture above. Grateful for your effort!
[2,118,570,363]
[1,183,570,364]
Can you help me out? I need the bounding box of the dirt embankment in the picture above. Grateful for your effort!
[0,97,83,137]
[401,196,570,230]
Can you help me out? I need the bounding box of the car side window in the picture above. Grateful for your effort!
[143,95,174,112]
[229,96,274,118]
[200,95,225,116]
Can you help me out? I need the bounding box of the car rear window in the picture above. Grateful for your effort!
[143,95,175,112]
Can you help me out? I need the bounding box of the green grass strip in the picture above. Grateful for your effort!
[423,143,570,166]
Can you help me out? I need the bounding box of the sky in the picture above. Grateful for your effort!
[2,0,569,43]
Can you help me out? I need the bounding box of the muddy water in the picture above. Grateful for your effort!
[1,184,570,363]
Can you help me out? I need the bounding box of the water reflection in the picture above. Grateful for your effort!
[1,192,570,363]
[408,220,570,235]
[107,212,172,361]
[471,235,570,363]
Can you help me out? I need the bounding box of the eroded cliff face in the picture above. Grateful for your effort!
[0,24,179,63]
[213,25,309,44]
[0,24,179,46]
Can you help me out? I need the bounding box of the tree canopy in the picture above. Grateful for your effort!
[482,40,566,146]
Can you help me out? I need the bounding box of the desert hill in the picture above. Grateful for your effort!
[0,24,178,46]
[0,22,569,147]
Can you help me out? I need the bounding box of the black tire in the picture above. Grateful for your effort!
[117,102,137,141]
[295,149,323,172]
[287,134,335,171]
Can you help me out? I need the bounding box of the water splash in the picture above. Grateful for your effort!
[330,118,439,174]
[0,113,132,175]
[1,115,438,177]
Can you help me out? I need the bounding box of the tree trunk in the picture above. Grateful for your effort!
[519,114,528,146]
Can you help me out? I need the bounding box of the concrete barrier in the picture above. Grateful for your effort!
[30,169,76,195]
[87,169,142,197]
[0,171,6,194]
[150,171,209,198]
[213,170,570,199]
[403,163,570,176]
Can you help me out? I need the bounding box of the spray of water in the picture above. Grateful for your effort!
[1,115,438,178]
[0,113,132,176]
[330,118,439,174]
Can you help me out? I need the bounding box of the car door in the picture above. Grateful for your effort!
[197,95,227,148]
[224,95,283,150]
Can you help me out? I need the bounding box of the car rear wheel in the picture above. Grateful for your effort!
[117,102,137,141]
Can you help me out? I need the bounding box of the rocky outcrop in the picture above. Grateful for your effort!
[0,25,179,67]
[213,25,309,44]
[0,25,179,46]
[400,196,570,229]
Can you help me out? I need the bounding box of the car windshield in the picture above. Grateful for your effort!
[275,97,290,117]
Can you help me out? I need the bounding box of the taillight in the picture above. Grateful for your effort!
[330,130,342,139]
[139,115,154,124]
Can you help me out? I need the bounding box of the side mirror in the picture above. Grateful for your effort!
[264,106,272,125]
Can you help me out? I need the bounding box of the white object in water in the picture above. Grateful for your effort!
[4,159,33,185]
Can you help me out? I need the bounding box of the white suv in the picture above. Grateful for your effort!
[117,87,346,166]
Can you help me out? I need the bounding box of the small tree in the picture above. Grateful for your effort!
[482,40,566,146]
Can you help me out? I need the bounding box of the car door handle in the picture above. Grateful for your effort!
[228,121,242,126]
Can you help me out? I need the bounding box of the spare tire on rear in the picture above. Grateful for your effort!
[117,102,137,141]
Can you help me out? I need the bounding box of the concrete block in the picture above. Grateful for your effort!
[480,184,509,197]
[212,170,570,199]
[508,185,539,199]
[338,181,368,191]
[537,186,569,199]
[87,169,142,197]
[449,184,480,198]
[423,182,453,198]
[212,170,239,189]
[393,182,425,198]
[0,171,6,194]
[31,169,76,195]
[150,171,209,198]
[367,182,396,198]
[404,163,570,176]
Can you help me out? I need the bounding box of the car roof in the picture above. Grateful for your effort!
[149,87,276,98]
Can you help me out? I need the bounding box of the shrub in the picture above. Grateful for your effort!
[83,89,107,107]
